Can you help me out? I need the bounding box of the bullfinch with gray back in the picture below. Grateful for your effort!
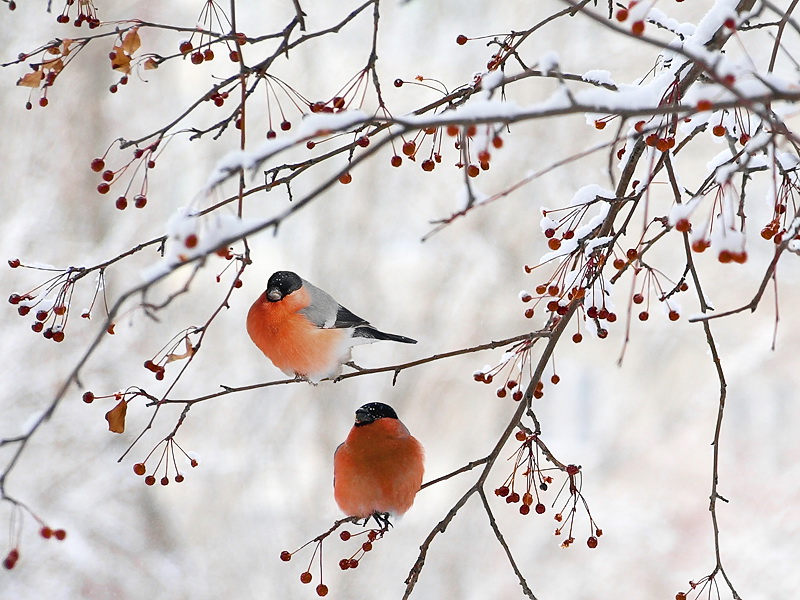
[246,271,417,383]
[333,403,424,524]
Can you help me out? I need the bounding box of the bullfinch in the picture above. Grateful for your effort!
[333,402,424,524]
[246,271,417,383]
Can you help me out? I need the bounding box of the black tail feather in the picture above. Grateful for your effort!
[354,326,417,344]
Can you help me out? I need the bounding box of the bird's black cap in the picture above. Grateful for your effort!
[354,402,398,426]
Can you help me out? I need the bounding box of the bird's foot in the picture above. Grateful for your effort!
[364,511,393,531]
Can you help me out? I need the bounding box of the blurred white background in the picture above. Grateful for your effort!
[2,0,799,598]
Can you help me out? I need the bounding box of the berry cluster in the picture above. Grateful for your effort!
[495,433,601,549]
[472,339,560,401]
[7,261,109,342]
[683,183,748,263]
[132,438,198,487]
[280,517,391,597]
[2,504,66,570]
[91,138,162,208]
[55,0,99,27]
[178,1,246,66]
[761,172,800,245]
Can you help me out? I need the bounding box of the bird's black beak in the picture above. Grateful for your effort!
[266,288,282,302]
[354,408,375,426]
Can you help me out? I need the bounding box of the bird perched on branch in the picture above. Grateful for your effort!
[333,402,424,526]
[246,271,417,383]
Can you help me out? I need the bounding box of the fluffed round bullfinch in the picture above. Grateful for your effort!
[333,402,424,523]
[246,271,417,383]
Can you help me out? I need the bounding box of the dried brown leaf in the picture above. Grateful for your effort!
[143,57,159,70]
[16,69,43,88]
[105,400,127,434]
[121,28,141,55]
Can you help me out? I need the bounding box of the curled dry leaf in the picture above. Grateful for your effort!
[166,337,194,363]
[121,28,141,55]
[17,70,43,88]
[105,399,127,434]
[143,57,159,70]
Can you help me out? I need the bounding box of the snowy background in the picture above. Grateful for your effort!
[2,0,800,598]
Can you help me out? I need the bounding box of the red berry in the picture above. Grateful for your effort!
[467,164,480,178]
[82,391,95,404]
[712,124,726,137]
[390,155,402,167]
[697,99,712,111]
[175,474,185,483]
[362,541,373,552]
[587,536,598,548]
[40,526,53,539]
[456,34,468,45]
[229,50,240,62]
[524,308,534,319]
[594,120,606,130]
[572,333,582,343]
[203,48,214,61]
[520,504,531,515]
[97,182,110,194]
[52,330,65,342]
[339,530,351,541]
[496,388,507,398]
[402,141,416,156]
[394,78,403,88]
[31,322,44,333]
[300,571,312,584]
[339,173,352,184]
[53,529,66,541]
[616,8,629,21]
[421,159,435,171]
[495,485,510,497]
[639,311,649,321]
[133,463,146,476]
[339,558,350,570]
[316,584,328,597]
[179,41,193,54]
[145,475,156,486]
[280,120,291,131]
[280,550,291,562]
[668,310,680,321]
[185,234,198,249]
[90,158,105,172]
[631,20,645,35]
[115,196,128,210]
[134,195,147,209]
[507,492,520,503]
[101,169,114,182]
[191,51,204,64]
[535,503,546,514]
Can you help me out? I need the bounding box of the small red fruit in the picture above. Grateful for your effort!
[456,34,468,45]
[300,571,312,584]
[280,550,291,562]
[133,463,146,476]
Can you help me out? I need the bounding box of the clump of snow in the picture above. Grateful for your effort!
[668,196,701,227]
[582,70,615,87]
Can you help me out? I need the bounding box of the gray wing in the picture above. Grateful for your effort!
[300,278,368,329]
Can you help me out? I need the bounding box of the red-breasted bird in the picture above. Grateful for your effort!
[246,271,417,383]
[334,402,424,524]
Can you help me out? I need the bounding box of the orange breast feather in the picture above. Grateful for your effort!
[246,287,345,380]
[334,419,424,517]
